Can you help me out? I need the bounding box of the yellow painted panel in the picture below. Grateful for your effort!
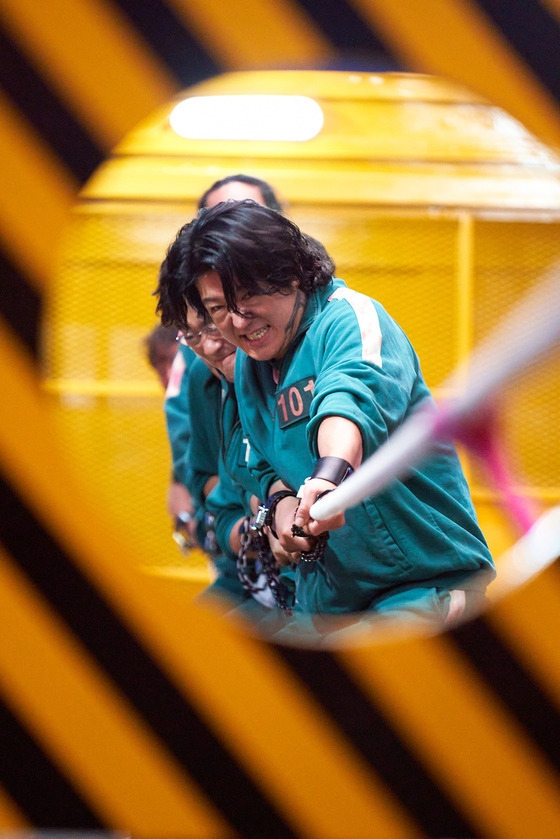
[0,90,77,290]
[0,544,231,837]
[167,0,332,68]
[113,69,560,166]
[0,318,162,575]
[84,153,560,209]
[343,631,560,838]
[352,0,560,150]
[0,0,176,150]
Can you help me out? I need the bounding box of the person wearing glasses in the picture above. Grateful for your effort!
[174,317,245,606]
[162,175,289,609]
[142,323,197,548]
[176,310,295,617]
[155,201,495,640]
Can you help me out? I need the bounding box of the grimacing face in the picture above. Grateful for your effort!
[196,270,306,362]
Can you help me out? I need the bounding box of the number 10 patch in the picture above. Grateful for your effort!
[276,377,315,428]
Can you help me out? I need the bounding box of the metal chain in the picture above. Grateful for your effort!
[238,517,294,614]
[237,518,268,594]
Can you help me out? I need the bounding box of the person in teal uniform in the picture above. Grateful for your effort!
[175,308,295,617]
[180,335,245,606]
[161,174,285,549]
[204,366,296,622]
[142,322,194,541]
[155,200,495,637]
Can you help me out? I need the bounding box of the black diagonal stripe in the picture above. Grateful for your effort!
[114,0,220,87]
[0,23,103,184]
[476,0,560,105]
[0,473,295,838]
[294,0,402,69]
[450,612,560,773]
[0,246,41,358]
[276,645,478,838]
[0,696,102,827]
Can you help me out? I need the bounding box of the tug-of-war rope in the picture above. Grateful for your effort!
[311,266,560,598]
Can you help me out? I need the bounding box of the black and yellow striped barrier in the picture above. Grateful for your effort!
[2,1,560,835]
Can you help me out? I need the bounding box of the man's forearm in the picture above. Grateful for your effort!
[316,416,363,468]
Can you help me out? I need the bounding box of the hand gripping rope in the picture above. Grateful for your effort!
[255,489,330,564]
[291,457,353,561]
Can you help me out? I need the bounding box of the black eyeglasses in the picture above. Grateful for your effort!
[178,322,220,346]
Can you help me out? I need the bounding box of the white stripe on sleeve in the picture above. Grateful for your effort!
[328,288,383,367]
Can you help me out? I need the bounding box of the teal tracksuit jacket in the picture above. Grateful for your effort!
[235,277,495,616]
[206,382,296,614]
[165,347,245,600]
[187,358,294,613]
[207,381,259,555]
[185,357,247,602]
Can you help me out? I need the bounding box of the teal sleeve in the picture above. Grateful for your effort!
[206,465,251,561]
[184,357,222,508]
[231,350,282,499]
[246,442,285,501]
[306,297,428,461]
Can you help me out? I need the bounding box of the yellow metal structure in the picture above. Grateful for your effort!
[43,70,560,582]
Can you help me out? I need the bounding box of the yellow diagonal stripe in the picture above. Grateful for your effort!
[0,543,232,838]
[0,0,176,151]
[167,0,333,69]
[0,90,77,292]
[342,629,560,839]
[159,610,422,839]
[351,0,560,150]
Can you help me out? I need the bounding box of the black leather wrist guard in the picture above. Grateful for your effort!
[254,489,297,540]
[310,456,354,486]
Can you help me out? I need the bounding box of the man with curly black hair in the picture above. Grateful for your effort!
[156,200,495,637]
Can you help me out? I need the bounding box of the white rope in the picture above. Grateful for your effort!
[488,505,560,600]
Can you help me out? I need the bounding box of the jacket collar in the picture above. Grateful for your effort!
[265,278,343,383]
[292,277,341,343]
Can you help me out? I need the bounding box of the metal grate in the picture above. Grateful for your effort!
[43,200,560,573]
[43,202,210,578]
